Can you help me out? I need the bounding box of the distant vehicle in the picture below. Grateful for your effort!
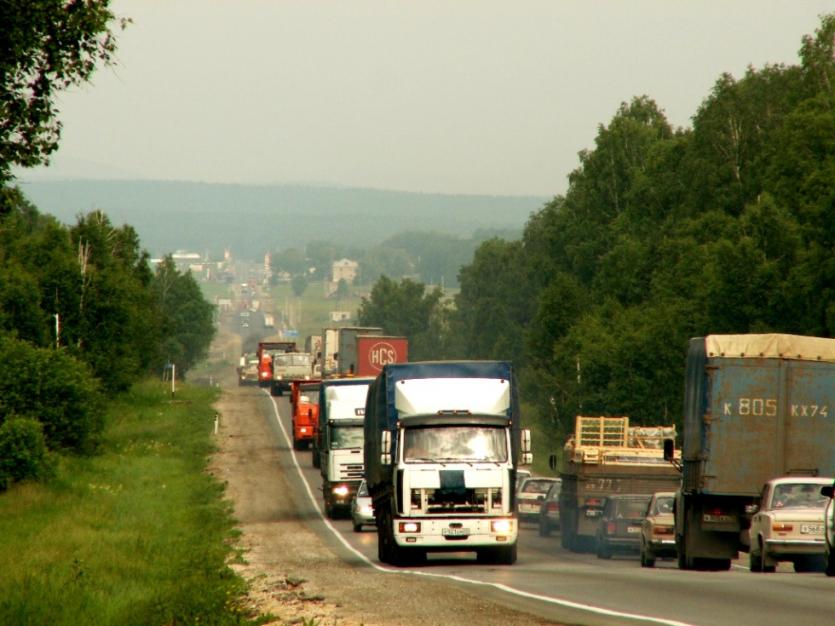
[516,477,559,522]
[748,476,831,573]
[351,480,375,532]
[270,352,314,396]
[291,380,320,450]
[538,480,563,536]
[823,481,835,576]
[237,354,259,386]
[640,491,676,567]
[596,494,652,559]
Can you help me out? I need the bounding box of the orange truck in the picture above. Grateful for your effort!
[256,340,297,388]
[291,379,321,450]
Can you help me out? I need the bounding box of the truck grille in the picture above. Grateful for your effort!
[339,463,364,480]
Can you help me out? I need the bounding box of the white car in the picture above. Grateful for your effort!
[822,480,835,576]
[351,480,375,532]
[749,476,831,573]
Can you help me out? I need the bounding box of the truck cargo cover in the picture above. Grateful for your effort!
[705,334,835,362]
[394,378,510,417]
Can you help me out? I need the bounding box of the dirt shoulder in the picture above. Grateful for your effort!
[208,332,560,626]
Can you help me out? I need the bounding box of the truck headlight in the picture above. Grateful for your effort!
[333,485,349,497]
[491,519,513,534]
[399,522,421,533]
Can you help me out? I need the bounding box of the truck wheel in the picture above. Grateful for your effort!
[498,543,518,565]
[826,550,835,577]
[353,521,363,533]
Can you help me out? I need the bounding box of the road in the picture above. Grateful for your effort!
[256,390,834,626]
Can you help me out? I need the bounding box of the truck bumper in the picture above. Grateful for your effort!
[393,517,517,550]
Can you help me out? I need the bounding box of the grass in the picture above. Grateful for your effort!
[0,380,259,626]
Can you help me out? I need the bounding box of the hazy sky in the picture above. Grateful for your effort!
[19,1,835,196]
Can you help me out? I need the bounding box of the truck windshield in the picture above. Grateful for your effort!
[403,426,507,463]
[300,385,320,404]
[331,425,363,449]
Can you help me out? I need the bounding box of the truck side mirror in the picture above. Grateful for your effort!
[548,454,557,471]
[663,438,675,462]
[822,485,834,498]
[380,430,392,465]
[521,429,531,454]
[521,452,533,465]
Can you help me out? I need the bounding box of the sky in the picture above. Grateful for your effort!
[17,0,835,197]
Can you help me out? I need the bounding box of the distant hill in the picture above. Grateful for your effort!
[17,179,547,259]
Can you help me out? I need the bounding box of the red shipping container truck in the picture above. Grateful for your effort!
[350,336,409,376]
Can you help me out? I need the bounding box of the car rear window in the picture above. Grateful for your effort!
[522,480,554,494]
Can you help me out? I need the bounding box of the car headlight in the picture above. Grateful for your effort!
[399,522,420,533]
[333,485,350,497]
[360,505,374,516]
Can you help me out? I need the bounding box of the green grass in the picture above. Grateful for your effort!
[0,381,258,626]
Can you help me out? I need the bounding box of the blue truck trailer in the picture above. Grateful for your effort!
[669,333,835,570]
[364,361,532,566]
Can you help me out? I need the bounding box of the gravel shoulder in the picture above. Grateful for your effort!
[208,330,561,626]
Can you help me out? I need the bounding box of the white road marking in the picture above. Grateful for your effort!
[263,390,698,626]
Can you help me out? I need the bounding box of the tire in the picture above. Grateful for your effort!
[640,539,655,568]
[496,543,518,565]
[826,549,835,577]
[757,537,777,574]
[353,522,362,533]
[596,538,611,560]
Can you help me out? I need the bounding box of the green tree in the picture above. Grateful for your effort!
[0,1,127,182]
[358,276,444,360]
[291,273,309,298]
[151,257,215,378]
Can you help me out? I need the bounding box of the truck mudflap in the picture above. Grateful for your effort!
[392,516,517,549]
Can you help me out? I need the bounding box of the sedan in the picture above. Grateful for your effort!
[749,476,831,573]
[596,494,651,559]
[640,491,676,567]
[351,480,375,532]
[516,477,559,522]
[822,481,835,576]
[538,480,562,536]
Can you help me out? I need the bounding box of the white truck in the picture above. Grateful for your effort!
[269,352,314,396]
[318,378,373,517]
[364,361,531,566]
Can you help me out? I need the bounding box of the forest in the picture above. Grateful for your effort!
[359,15,835,441]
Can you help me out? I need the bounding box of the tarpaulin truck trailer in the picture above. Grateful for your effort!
[364,361,532,566]
[669,333,835,571]
[556,416,681,553]
[318,377,374,517]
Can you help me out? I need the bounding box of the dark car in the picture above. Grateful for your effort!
[516,477,559,522]
[538,479,562,536]
[596,494,651,559]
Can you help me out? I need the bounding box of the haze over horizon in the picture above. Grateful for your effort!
[13,1,834,197]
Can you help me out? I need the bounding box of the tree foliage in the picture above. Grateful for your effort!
[0,0,127,183]
[443,14,835,442]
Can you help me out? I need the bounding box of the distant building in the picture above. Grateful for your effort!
[331,258,358,284]
[330,310,352,322]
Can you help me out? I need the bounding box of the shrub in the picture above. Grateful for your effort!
[0,417,52,489]
[0,335,104,453]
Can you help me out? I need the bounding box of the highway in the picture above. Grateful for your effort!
[255,391,835,626]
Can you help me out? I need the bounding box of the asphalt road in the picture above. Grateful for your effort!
[257,391,835,626]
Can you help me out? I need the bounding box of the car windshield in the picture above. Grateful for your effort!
[770,483,829,509]
[331,425,363,449]
[403,425,507,462]
[357,481,369,497]
[652,496,674,515]
[522,480,554,494]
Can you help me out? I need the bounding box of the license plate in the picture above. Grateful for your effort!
[627,526,641,533]
[702,514,733,523]
[800,523,823,534]
[442,527,470,537]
